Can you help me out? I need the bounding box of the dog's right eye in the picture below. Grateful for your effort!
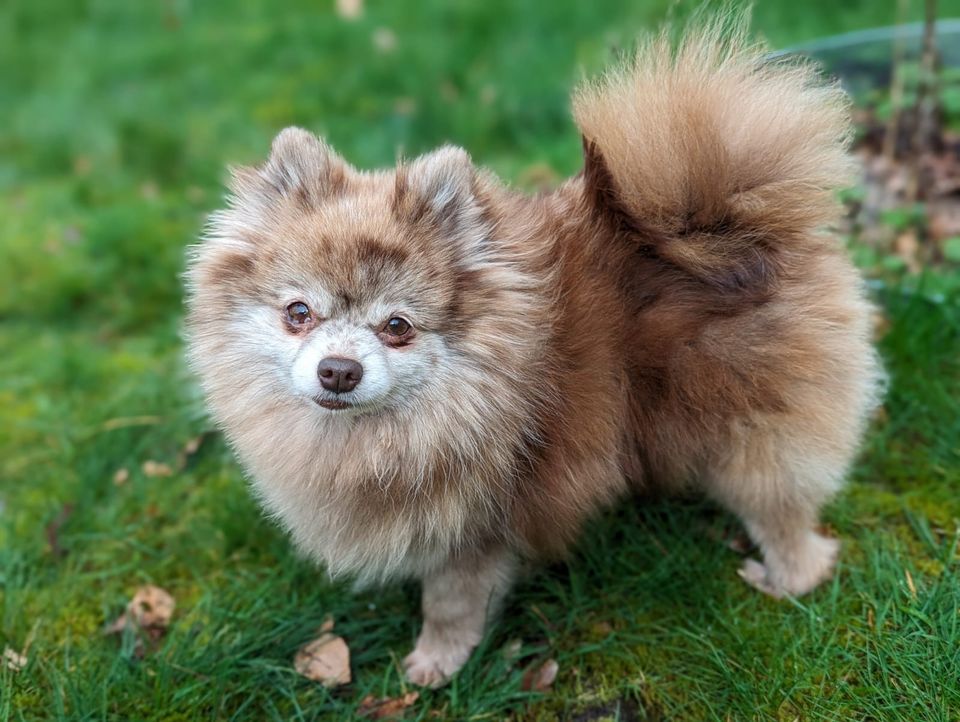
[285,301,312,326]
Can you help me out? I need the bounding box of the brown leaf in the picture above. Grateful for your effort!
[521,658,559,692]
[105,585,176,642]
[176,432,211,470]
[183,436,204,456]
[2,646,27,672]
[294,633,351,687]
[113,468,130,486]
[894,230,921,273]
[928,201,960,242]
[358,691,420,719]
[142,460,173,478]
[335,0,363,20]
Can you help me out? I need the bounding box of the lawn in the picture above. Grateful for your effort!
[2,1,960,720]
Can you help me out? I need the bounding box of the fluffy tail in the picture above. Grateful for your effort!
[573,12,854,289]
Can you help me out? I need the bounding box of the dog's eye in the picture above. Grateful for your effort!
[384,317,411,337]
[285,301,312,326]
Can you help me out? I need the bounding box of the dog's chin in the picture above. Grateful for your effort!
[314,397,353,411]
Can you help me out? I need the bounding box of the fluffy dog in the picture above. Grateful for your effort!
[185,16,883,687]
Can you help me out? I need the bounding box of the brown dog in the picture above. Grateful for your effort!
[185,15,883,687]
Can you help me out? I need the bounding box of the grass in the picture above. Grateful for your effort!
[2,1,960,719]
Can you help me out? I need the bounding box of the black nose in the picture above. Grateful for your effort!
[317,357,364,393]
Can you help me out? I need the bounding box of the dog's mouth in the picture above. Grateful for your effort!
[314,397,352,410]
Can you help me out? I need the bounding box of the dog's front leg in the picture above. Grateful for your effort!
[403,547,517,688]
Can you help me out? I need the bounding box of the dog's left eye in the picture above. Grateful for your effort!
[286,301,312,326]
[384,317,411,337]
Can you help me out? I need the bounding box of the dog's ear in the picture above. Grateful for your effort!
[394,146,481,235]
[229,127,347,211]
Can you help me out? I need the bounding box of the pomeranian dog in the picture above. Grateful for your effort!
[185,15,883,687]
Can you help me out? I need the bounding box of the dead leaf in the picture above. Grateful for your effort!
[894,230,921,273]
[294,633,351,687]
[335,0,363,20]
[358,691,419,719]
[142,460,173,478]
[3,646,27,672]
[929,202,960,242]
[521,658,559,692]
[105,585,176,646]
[113,468,130,486]
[176,432,211,470]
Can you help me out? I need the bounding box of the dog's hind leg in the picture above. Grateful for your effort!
[704,423,850,598]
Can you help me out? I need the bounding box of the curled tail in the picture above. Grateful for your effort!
[573,12,854,290]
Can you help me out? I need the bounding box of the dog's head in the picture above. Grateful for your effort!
[186,128,540,425]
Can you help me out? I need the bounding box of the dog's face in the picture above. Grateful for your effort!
[187,128,530,422]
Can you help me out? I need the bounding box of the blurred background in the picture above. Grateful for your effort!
[2,2,960,720]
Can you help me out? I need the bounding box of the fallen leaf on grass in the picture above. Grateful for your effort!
[105,585,176,649]
[3,646,27,672]
[358,692,419,719]
[142,460,173,478]
[113,468,130,486]
[894,230,921,273]
[176,432,213,470]
[336,0,363,20]
[294,633,351,687]
[521,658,559,692]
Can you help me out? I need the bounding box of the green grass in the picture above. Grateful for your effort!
[3,1,960,719]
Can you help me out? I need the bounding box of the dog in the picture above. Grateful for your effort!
[185,14,883,687]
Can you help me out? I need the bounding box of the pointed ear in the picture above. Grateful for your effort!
[394,146,480,232]
[229,127,347,210]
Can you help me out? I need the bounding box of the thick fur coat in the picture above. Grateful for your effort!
[185,17,883,686]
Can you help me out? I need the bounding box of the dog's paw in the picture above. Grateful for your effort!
[737,558,784,598]
[403,640,472,688]
[403,649,447,688]
[739,533,839,598]
[780,532,839,596]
